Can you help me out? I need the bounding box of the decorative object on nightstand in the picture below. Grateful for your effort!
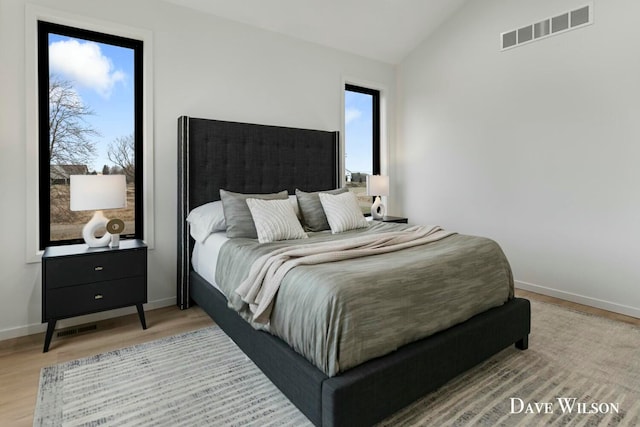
[366,174,389,220]
[106,218,126,248]
[41,239,147,352]
[70,174,127,248]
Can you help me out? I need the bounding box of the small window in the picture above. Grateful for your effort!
[518,25,533,44]
[534,20,551,39]
[38,21,143,248]
[344,84,381,214]
[571,6,590,27]
[552,13,570,33]
[502,31,517,49]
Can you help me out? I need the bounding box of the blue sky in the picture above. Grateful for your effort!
[49,32,369,176]
[49,34,134,172]
[344,90,373,175]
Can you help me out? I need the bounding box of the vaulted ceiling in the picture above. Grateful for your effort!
[163,0,468,64]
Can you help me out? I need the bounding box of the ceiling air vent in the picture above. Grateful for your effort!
[501,4,592,51]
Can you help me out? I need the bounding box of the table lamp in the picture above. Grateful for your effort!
[366,174,389,220]
[70,175,127,247]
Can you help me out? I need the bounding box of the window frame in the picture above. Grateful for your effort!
[344,83,382,215]
[37,20,144,250]
[25,5,155,263]
[344,83,381,177]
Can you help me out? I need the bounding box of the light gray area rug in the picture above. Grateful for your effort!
[34,300,640,426]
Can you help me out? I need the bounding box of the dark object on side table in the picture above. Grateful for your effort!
[373,215,408,224]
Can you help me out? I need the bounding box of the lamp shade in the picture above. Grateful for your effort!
[366,175,389,197]
[70,175,127,211]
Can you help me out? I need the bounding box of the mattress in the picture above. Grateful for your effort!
[191,232,229,292]
[214,222,514,376]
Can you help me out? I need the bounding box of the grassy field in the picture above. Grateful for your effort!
[50,183,136,241]
[347,182,372,215]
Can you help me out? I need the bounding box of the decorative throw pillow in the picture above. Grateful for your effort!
[296,187,348,232]
[289,195,302,220]
[220,189,288,238]
[186,200,226,243]
[318,191,369,234]
[246,198,308,243]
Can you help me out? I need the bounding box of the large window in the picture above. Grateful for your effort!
[344,84,380,214]
[38,21,143,249]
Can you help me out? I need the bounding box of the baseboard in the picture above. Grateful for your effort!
[0,297,176,342]
[515,280,640,319]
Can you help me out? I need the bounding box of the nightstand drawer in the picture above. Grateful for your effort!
[45,276,146,319]
[45,249,146,289]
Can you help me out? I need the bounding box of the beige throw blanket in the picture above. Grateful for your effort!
[235,225,456,323]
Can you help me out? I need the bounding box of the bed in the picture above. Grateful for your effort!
[177,116,531,427]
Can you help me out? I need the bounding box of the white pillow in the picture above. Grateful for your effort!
[246,198,308,243]
[289,195,302,220]
[186,201,226,243]
[318,191,369,234]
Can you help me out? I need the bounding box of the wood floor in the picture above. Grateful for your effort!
[516,289,640,326]
[1,291,638,426]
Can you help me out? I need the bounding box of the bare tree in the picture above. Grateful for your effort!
[48,75,99,224]
[110,165,124,175]
[48,75,98,166]
[108,134,135,182]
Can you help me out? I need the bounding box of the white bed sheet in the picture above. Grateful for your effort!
[192,231,230,291]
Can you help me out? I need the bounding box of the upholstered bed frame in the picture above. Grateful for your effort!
[177,116,531,427]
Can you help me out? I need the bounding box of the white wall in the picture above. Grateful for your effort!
[0,0,395,339]
[397,0,640,316]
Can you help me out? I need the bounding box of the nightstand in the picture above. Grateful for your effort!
[373,216,408,224]
[41,239,147,352]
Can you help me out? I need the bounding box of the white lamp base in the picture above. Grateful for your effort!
[82,211,111,248]
[370,196,386,220]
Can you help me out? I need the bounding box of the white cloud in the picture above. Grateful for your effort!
[49,39,126,98]
[345,107,362,125]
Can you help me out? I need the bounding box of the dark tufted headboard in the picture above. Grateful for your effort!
[177,116,340,308]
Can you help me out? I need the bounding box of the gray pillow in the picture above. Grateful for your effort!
[220,189,288,238]
[295,187,348,232]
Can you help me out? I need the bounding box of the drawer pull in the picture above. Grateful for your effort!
[94,266,104,271]
[94,294,104,300]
